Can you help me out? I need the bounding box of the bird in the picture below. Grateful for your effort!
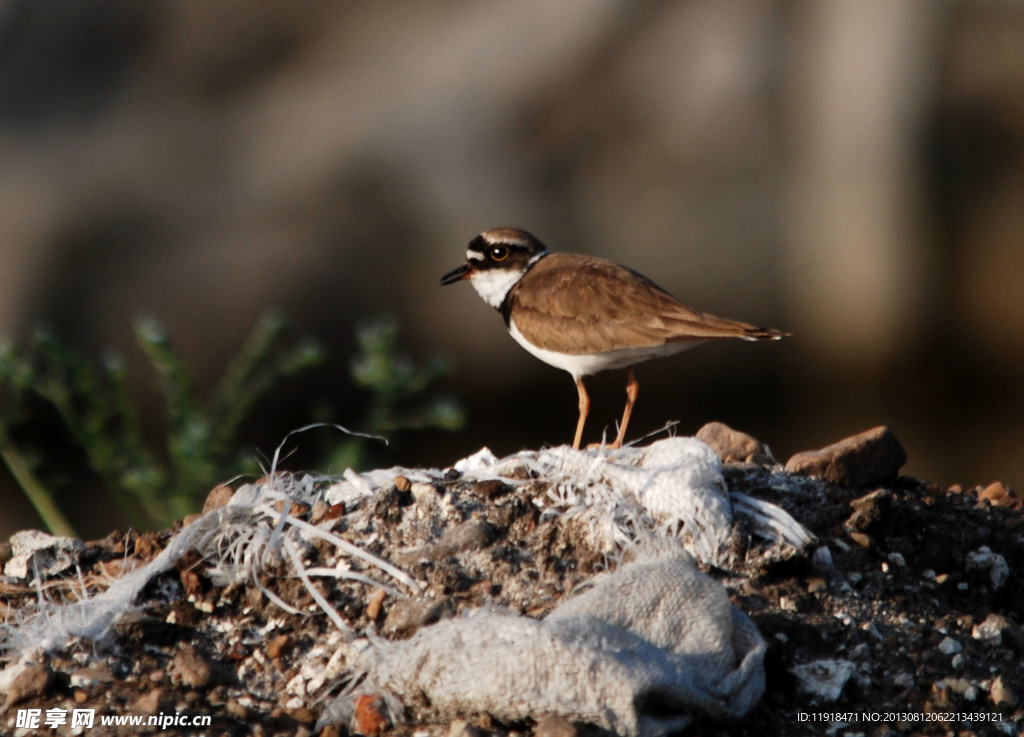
[441,228,787,450]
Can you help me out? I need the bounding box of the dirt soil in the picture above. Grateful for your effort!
[1,431,1022,737]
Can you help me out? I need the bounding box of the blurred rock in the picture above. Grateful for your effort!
[695,422,769,463]
[785,426,907,487]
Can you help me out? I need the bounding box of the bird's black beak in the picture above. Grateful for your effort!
[441,263,472,286]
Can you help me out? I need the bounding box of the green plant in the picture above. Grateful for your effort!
[328,316,465,471]
[0,311,323,533]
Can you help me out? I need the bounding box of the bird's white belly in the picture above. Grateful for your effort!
[508,319,700,380]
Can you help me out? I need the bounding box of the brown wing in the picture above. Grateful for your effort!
[510,253,784,354]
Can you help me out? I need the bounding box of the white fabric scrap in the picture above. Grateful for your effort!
[340,550,766,736]
[457,438,737,566]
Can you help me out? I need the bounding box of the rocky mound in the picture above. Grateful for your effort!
[1,424,1021,737]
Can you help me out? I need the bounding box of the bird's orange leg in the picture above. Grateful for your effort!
[573,377,590,450]
[610,368,639,449]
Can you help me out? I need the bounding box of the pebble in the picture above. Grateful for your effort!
[844,488,891,533]
[174,645,214,688]
[2,662,53,707]
[534,715,578,737]
[430,519,497,559]
[266,633,292,660]
[382,596,454,637]
[4,530,86,579]
[353,693,389,736]
[365,588,387,621]
[977,481,1021,510]
[791,659,857,701]
[848,531,873,550]
[990,675,1017,708]
[965,546,1010,589]
[811,546,834,572]
[972,613,1010,644]
[473,479,512,499]
[785,426,907,487]
[886,552,906,568]
[132,687,163,714]
[449,720,481,737]
[203,483,235,513]
[937,636,962,655]
[695,422,769,463]
[69,665,114,689]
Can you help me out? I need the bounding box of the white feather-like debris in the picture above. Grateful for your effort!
[455,437,812,568]
[1,435,813,665]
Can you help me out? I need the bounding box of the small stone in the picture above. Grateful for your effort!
[203,483,235,513]
[393,475,412,492]
[473,479,512,499]
[938,636,962,655]
[972,613,1010,644]
[791,659,857,701]
[266,634,292,660]
[844,489,891,532]
[69,665,114,689]
[431,519,496,559]
[410,481,438,499]
[966,546,1010,589]
[365,588,387,621]
[382,596,454,638]
[785,426,907,487]
[132,687,163,715]
[990,675,1017,708]
[2,662,54,707]
[811,546,834,572]
[353,693,389,736]
[886,552,906,568]
[806,577,827,594]
[226,701,250,721]
[695,422,769,463]
[848,531,873,550]
[174,645,214,688]
[4,530,87,580]
[534,715,578,737]
[449,719,481,737]
[310,500,331,524]
[848,643,870,660]
[977,481,1021,510]
[892,672,914,689]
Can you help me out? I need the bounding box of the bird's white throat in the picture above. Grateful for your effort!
[469,265,526,309]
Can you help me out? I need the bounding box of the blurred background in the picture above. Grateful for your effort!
[1,0,1022,539]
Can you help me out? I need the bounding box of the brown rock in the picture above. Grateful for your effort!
[696,422,769,463]
[785,426,907,487]
[845,489,891,533]
[534,715,578,737]
[365,588,387,621]
[266,633,292,660]
[203,483,235,513]
[3,662,54,707]
[353,693,389,736]
[473,479,512,499]
[990,675,1017,708]
[393,475,412,492]
[382,596,454,638]
[848,531,874,549]
[132,687,164,715]
[977,481,1021,510]
[174,645,214,688]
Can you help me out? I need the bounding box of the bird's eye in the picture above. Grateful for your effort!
[489,246,509,261]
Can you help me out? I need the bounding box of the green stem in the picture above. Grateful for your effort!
[0,418,77,538]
